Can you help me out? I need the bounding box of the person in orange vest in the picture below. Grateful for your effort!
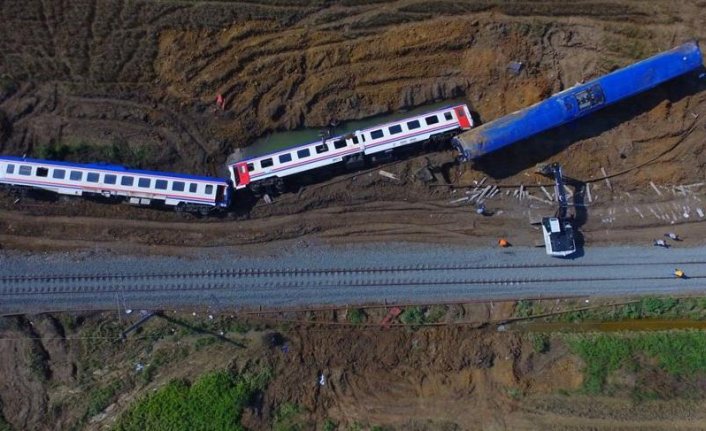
[498,238,510,248]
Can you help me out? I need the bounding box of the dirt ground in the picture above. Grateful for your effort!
[1,0,706,253]
[4,301,706,431]
[3,1,706,430]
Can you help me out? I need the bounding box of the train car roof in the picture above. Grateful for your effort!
[230,103,467,163]
[0,155,227,183]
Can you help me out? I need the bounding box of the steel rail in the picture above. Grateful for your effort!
[1,275,704,296]
[2,260,704,283]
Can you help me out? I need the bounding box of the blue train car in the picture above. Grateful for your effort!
[453,41,704,160]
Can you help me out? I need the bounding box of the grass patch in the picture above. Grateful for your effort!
[529,333,550,354]
[86,379,130,418]
[346,308,365,325]
[35,138,153,168]
[557,296,689,323]
[273,402,305,431]
[566,330,706,394]
[114,369,270,431]
[400,306,425,326]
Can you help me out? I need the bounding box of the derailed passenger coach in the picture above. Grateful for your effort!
[452,41,704,161]
[0,156,231,214]
[228,104,474,195]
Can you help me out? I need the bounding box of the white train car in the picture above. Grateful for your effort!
[228,104,474,192]
[0,156,231,213]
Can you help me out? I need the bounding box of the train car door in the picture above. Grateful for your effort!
[234,162,250,186]
[454,106,472,129]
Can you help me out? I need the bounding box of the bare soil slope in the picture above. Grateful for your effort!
[1,0,706,251]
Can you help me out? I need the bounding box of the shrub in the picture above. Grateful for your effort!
[346,308,365,325]
[529,333,550,354]
[400,307,425,326]
[115,369,269,431]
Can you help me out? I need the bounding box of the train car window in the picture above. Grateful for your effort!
[205,185,213,195]
[260,158,273,168]
[352,136,359,144]
[138,178,151,188]
[53,169,66,179]
[333,140,347,149]
[36,167,49,177]
[247,163,255,172]
[370,129,384,139]
[189,183,197,193]
[19,165,32,176]
[87,172,100,182]
[425,115,439,125]
[388,125,402,135]
[6,164,14,174]
[407,120,421,130]
[297,148,310,159]
[279,153,292,163]
[155,179,168,190]
[70,171,83,181]
[104,174,117,184]
[121,176,134,186]
[315,143,329,154]
[172,181,185,192]
[444,112,453,121]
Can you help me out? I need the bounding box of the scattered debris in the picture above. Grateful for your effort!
[653,239,669,248]
[449,196,470,204]
[507,61,524,75]
[674,268,686,279]
[263,194,273,204]
[318,373,326,386]
[540,185,553,201]
[697,208,705,218]
[665,232,681,241]
[415,166,435,183]
[650,181,662,196]
[379,170,400,181]
[381,307,402,328]
[600,167,612,191]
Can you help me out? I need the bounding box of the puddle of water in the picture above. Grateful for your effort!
[241,97,470,159]
[508,319,706,333]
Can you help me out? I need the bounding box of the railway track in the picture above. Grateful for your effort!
[2,246,705,314]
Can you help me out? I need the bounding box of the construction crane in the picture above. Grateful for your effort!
[539,163,576,257]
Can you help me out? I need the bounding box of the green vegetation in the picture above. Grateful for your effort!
[138,346,189,385]
[86,379,129,418]
[400,306,425,326]
[515,296,706,323]
[346,308,365,325]
[273,403,305,431]
[425,305,447,323]
[35,138,153,168]
[194,336,218,350]
[557,296,696,323]
[323,419,338,431]
[114,369,270,431]
[529,333,550,354]
[566,330,706,394]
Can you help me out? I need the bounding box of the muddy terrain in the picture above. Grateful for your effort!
[2,1,706,430]
[4,300,706,431]
[1,0,706,253]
